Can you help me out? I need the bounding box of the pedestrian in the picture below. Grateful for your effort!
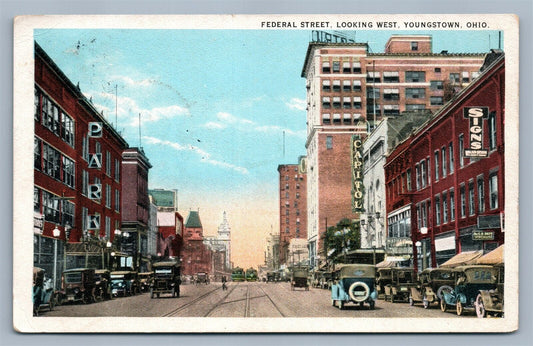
[221,275,227,291]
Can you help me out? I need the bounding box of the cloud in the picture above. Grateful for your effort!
[203,122,227,129]
[285,98,307,111]
[143,136,249,175]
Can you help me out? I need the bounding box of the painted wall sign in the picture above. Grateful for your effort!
[351,135,364,212]
[89,184,102,200]
[88,122,103,138]
[88,153,102,169]
[463,107,489,158]
[87,214,101,230]
[472,230,495,241]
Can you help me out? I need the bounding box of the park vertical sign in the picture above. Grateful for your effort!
[464,106,489,158]
[351,135,364,212]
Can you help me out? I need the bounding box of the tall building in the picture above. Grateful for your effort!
[385,51,505,271]
[204,211,232,272]
[301,34,487,267]
[148,188,178,212]
[121,147,152,271]
[34,42,128,288]
[277,156,307,267]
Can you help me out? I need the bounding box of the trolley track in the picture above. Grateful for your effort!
[203,283,240,317]
[244,285,251,317]
[257,284,286,317]
[161,285,228,317]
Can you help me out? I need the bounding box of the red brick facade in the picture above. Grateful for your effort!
[181,211,212,276]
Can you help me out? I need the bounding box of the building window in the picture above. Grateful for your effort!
[95,141,101,154]
[442,192,448,223]
[435,195,441,226]
[383,89,399,100]
[322,113,331,125]
[61,113,75,147]
[411,42,418,51]
[322,97,331,109]
[342,62,351,73]
[62,201,75,227]
[82,135,89,162]
[114,158,120,182]
[82,207,88,232]
[441,147,447,177]
[332,113,341,124]
[333,80,341,92]
[43,143,61,180]
[106,184,112,208]
[434,151,439,181]
[285,209,289,216]
[34,88,40,121]
[383,105,400,116]
[478,177,485,213]
[353,62,361,73]
[62,156,75,188]
[489,111,497,150]
[415,164,420,190]
[460,184,466,218]
[406,169,412,191]
[421,201,428,228]
[367,87,380,99]
[34,137,42,170]
[343,97,352,109]
[322,61,330,73]
[105,216,111,240]
[332,97,341,109]
[115,189,120,212]
[106,151,111,176]
[322,80,331,92]
[430,81,444,90]
[405,71,426,83]
[82,170,89,196]
[430,96,444,106]
[449,143,454,174]
[489,173,498,209]
[326,136,333,149]
[34,187,41,212]
[450,189,455,221]
[468,181,475,216]
[343,80,351,92]
[43,190,60,223]
[462,72,470,83]
[352,80,362,91]
[406,104,426,112]
[434,68,441,73]
[366,71,381,83]
[343,114,352,125]
[383,72,399,83]
[406,88,425,99]
[353,97,362,109]
[450,73,460,84]
[332,61,340,73]
[421,160,427,188]
[459,134,465,167]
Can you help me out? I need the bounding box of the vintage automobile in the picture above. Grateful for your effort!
[331,264,377,310]
[475,264,504,318]
[409,268,455,308]
[150,261,181,298]
[139,271,154,292]
[375,268,392,299]
[59,268,96,304]
[110,270,139,297]
[266,271,276,283]
[196,272,209,285]
[33,267,55,315]
[440,265,499,316]
[384,267,417,303]
[291,268,309,291]
[94,269,112,301]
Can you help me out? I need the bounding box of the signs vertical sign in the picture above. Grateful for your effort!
[351,135,364,212]
[463,107,489,158]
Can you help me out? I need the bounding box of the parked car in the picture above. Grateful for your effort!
[196,272,209,285]
[331,264,377,310]
[33,267,55,315]
[384,268,417,303]
[94,269,112,301]
[320,271,333,290]
[110,270,139,297]
[475,264,504,318]
[266,272,276,283]
[59,268,96,304]
[139,272,154,293]
[150,261,181,298]
[375,268,392,299]
[409,268,456,308]
[291,268,309,291]
[440,265,499,316]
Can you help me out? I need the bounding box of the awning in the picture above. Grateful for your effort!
[376,260,399,268]
[440,250,484,268]
[475,244,504,265]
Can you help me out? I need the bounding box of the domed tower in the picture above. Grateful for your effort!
[217,211,232,270]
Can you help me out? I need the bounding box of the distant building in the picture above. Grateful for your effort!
[204,211,232,273]
[181,211,212,276]
[156,211,183,260]
[147,196,158,257]
[264,231,280,270]
[149,188,178,212]
[301,34,488,269]
[278,156,307,267]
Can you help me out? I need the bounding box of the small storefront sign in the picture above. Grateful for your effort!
[472,230,495,241]
[33,212,44,234]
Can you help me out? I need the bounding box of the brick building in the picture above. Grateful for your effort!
[34,42,128,288]
[156,211,183,260]
[384,52,505,271]
[181,211,212,276]
[301,34,487,268]
[277,157,307,267]
[121,147,152,271]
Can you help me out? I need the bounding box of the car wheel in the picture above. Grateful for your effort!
[456,301,464,316]
[440,298,447,312]
[437,285,453,301]
[475,294,486,318]
[423,296,430,309]
[409,297,414,306]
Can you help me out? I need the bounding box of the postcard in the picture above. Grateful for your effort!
[13,14,519,333]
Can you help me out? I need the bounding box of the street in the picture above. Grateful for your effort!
[44,281,470,318]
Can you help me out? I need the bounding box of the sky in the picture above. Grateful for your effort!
[34,28,502,269]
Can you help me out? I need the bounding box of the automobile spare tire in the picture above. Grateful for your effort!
[436,285,453,300]
[348,281,370,302]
